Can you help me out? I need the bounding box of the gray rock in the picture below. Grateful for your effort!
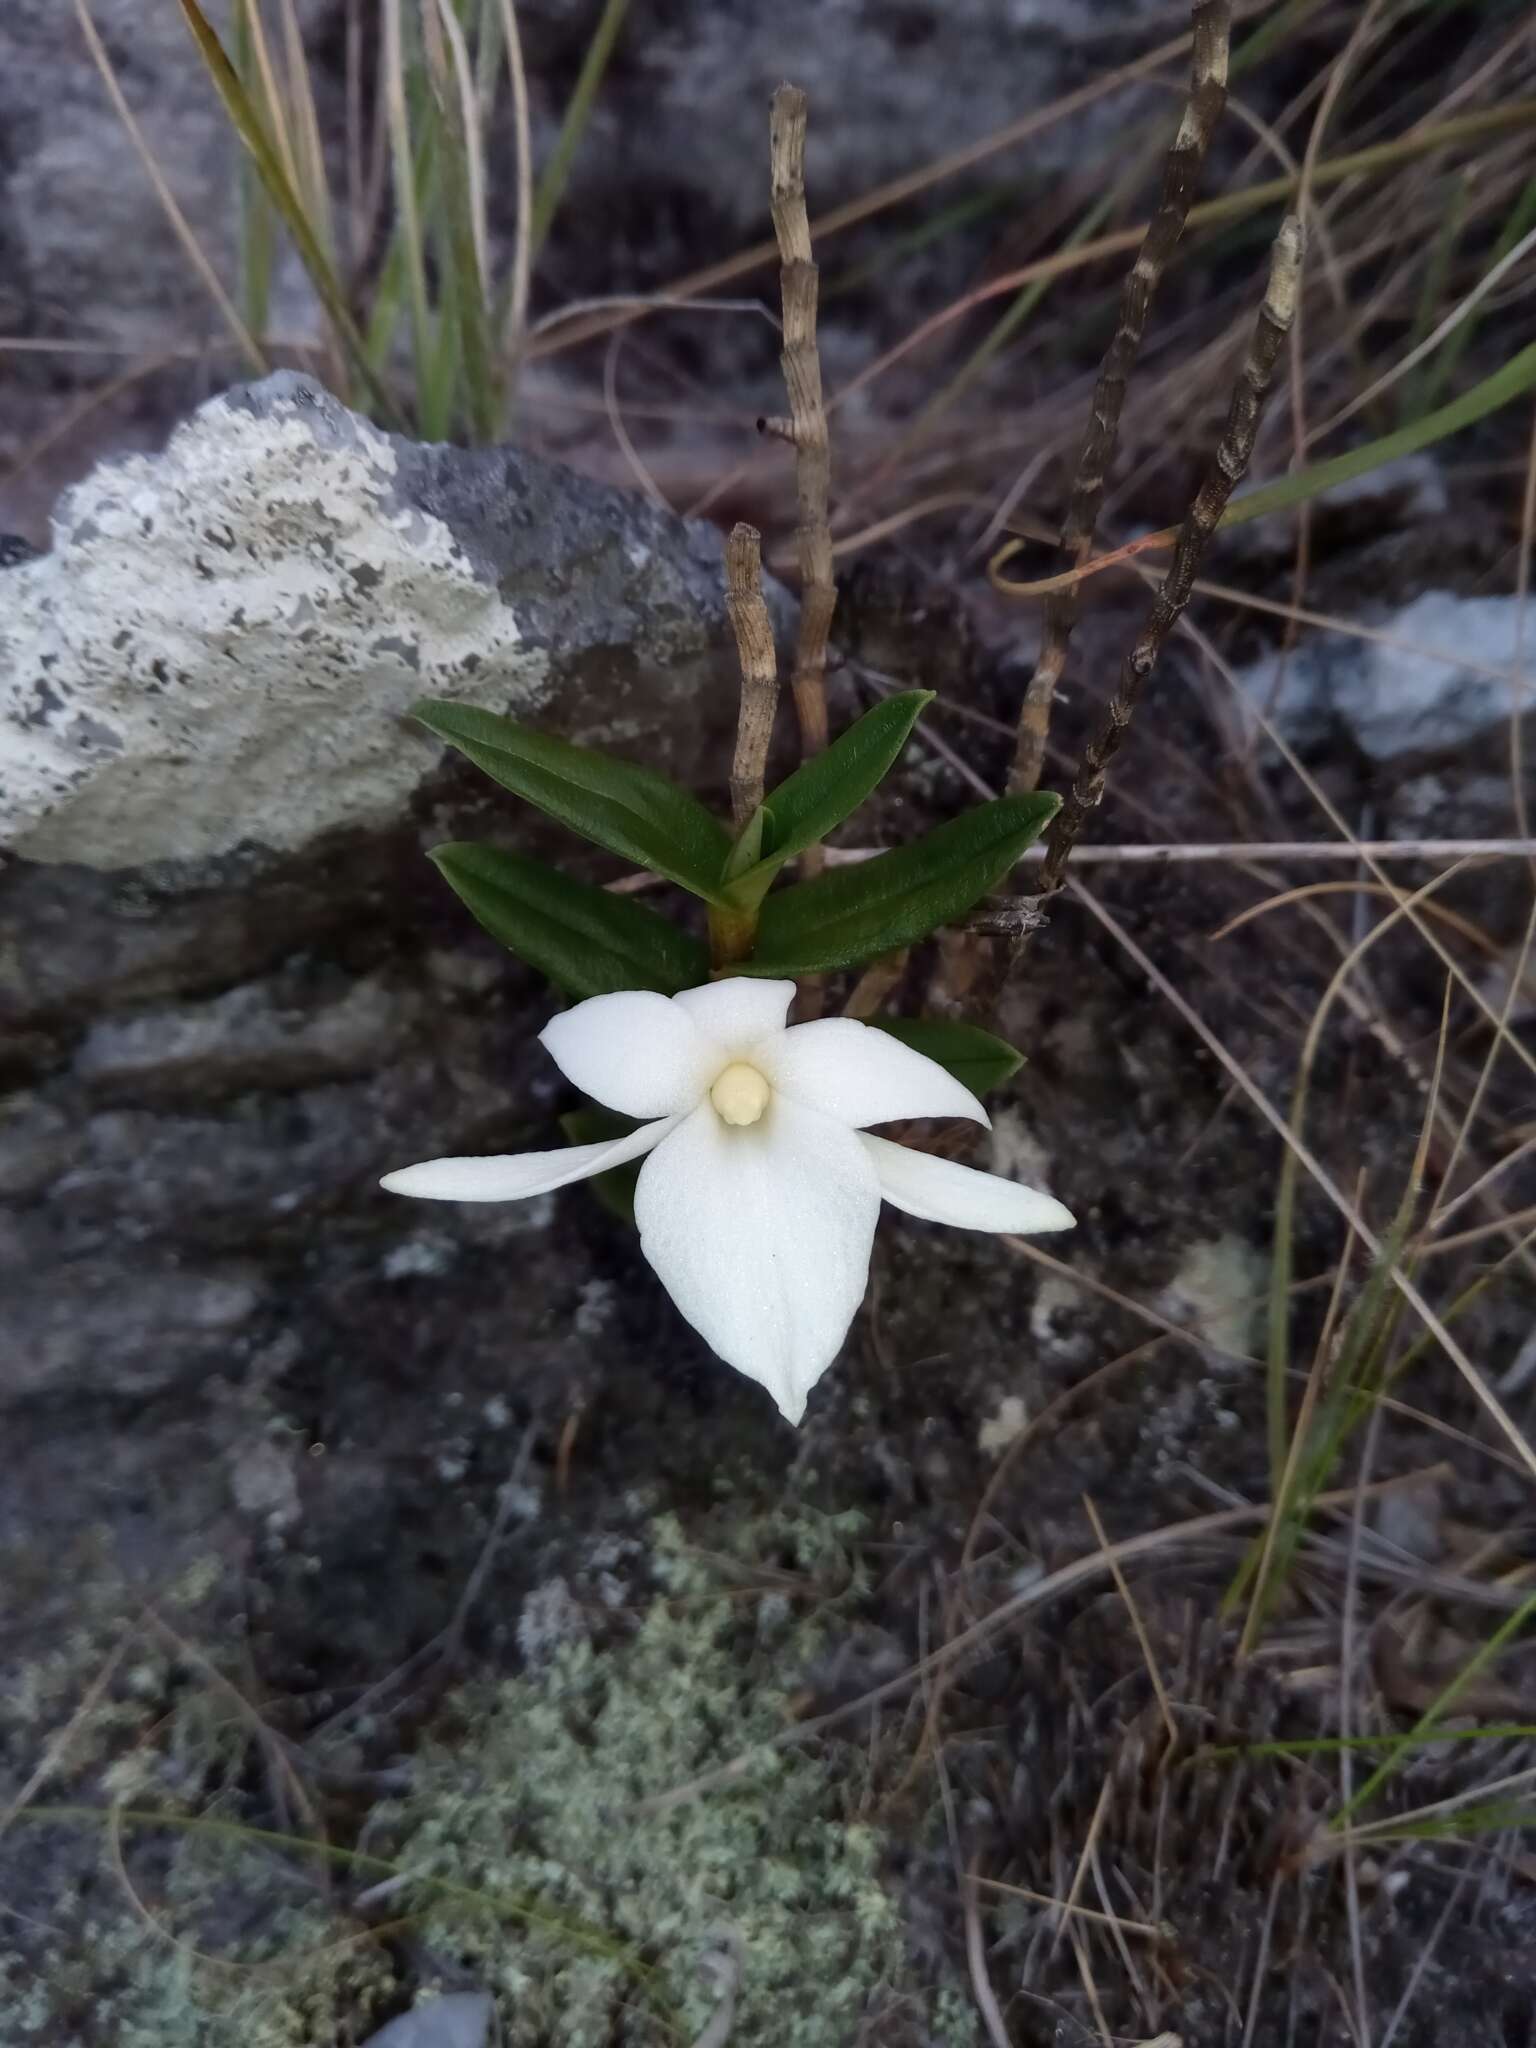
[512,0,1168,268]
[0,1094,77,1198]
[1,372,747,865]
[360,1993,494,2048]
[0,1254,264,1401]
[1242,589,1530,764]
[0,2,1167,371]
[73,971,417,1104]
[0,1,321,352]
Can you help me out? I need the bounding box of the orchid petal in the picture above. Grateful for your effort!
[764,1017,988,1130]
[671,978,796,1053]
[862,1133,1075,1233]
[634,1097,879,1424]
[539,991,717,1117]
[382,1117,675,1202]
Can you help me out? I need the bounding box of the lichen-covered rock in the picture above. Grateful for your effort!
[0,372,746,866]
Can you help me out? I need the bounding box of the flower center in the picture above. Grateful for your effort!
[709,1061,771,1127]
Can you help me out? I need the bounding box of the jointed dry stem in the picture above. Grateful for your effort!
[1012,0,1231,793]
[724,522,779,828]
[767,85,834,762]
[1035,215,1303,897]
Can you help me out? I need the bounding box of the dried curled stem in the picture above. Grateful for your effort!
[724,523,780,829]
[765,83,834,761]
[1011,0,1231,794]
[1034,215,1304,898]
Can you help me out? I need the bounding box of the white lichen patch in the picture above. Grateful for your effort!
[985,1106,1056,1190]
[1158,1233,1267,1362]
[0,379,550,865]
[977,1392,1029,1457]
[1029,1270,1093,1363]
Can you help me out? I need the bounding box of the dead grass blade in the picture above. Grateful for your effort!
[1332,1589,1536,1830]
[174,0,401,422]
[1067,878,1536,1485]
[77,0,265,376]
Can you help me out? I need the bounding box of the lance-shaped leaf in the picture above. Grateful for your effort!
[723,690,933,906]
[740,792,1060,975]
[430,843,707,998]
[414,700,734,902]
[870,1017,1024,1096]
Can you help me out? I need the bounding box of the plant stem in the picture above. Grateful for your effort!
[1034,216,1303,896]
[766,84,834,764]
[1013,0,1231,793]
[708,903,758,970]
[724,524,780,830]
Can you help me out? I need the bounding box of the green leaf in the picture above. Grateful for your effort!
[429,843,706,997]
[722,806,765,883]
[740,793,1060,975]
[869,1017,1023,1096]
[560,1105,641,1224]
[723,690,934,910]
[414,700,733,902]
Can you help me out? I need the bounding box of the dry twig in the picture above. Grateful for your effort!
[764,84,834,762]
[723,523,779,829]
[1012,0,1231,793]
[1035,215,1303,897]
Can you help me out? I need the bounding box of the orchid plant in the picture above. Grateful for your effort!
[383,692,1074,1420]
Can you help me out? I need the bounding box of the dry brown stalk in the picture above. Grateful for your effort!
[723,522,779,828]
[766,84,834,762]
[1034,214,1303,897]
[842,949,909,1020]
[1012,0,1231,794]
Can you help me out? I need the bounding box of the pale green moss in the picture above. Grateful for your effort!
[381,1508,964,2046]
[1,1897,393,2047]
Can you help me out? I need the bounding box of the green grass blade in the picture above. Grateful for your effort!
[425,12,499,440]
[529,0,630,257]
[914,183,1122,444]
[1220,337,1536,535]
[1202,1724,1536,1764]
[175,0,404,425]
[1334,1590,1536,1828]
[1420,172,1536,415]
[825,186,1013,301]
[1400,173,1467,424]
[381,0,436,430]
[233,0,276,340]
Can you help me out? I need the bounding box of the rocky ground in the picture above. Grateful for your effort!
[4,5,1536,2046]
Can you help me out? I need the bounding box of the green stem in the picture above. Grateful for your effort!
[708,902,758,969]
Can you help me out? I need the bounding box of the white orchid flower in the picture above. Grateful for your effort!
[382,980,1073,1423]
